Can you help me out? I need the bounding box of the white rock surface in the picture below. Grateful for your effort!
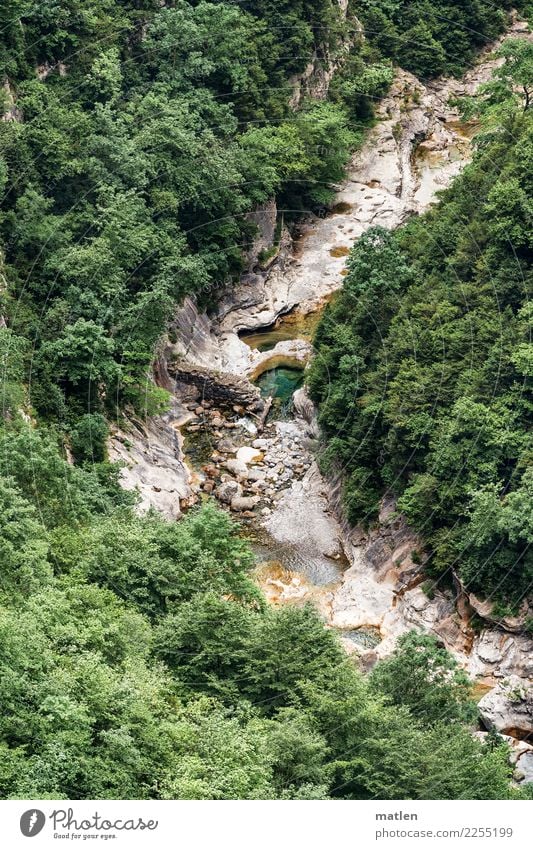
[478,677,533,738]
[516,751,533,783]
[108,400,192,520]
[236,446,264,465]
[331,547,395,630]
[263,459,345,564]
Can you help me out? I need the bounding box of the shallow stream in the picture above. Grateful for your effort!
[240,304,327,352]
[184,57,493,626]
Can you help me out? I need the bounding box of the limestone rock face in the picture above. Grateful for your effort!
[244,198,278,272]
[108,399,192,520]
[292,386,320,439]
[36,61,68,80]
[478,677,533,739]
[288,4,358,109]
[249,339,313,380]
[516,751,533,784]
[167,363,264,412]
[167,297,222,370]
[468,631,533,682]
[331,548,394,630]
[263,460,346,565]
[467,591,533,634]
[1,79,22,122]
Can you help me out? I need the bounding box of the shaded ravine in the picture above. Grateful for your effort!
[215,30,533,747]
[110,20,533,756]
[164,20,530,382]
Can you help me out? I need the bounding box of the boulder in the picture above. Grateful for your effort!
[236,446,264,465]
[215,480,243,505]
[247,468,266,482]
[230,495,260,512]
[224,458,248,478]
[478,676,533,739]
[516,751,533,784]
[467,591,532,634]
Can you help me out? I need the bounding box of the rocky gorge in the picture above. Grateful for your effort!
[108,19,532,775]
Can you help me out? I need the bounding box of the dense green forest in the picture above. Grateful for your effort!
[0,458,522,798]
[0,0,512,439]
[358,0,513,77]
[0,0,531,800]
[309,40,533,609]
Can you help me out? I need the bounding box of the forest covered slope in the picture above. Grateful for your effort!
[309,38,533,610]
[0,1,531,800]
[0,0,514,433]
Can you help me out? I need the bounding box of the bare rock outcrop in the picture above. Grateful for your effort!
[1,79,22,122]
[468,631,533,682]
[288,4,361,109]
[262,458,347,572]
[292,386,320,439]
[108,399,193,520]
[167,297,222,369]
[167,362,264,411]
[466,591,533,635]
[478,677,533,740]
[244,198,278,272]
[516,750,533,783]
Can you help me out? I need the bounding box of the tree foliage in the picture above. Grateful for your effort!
[359,0,510,78]
[0,0,514,433]
[0,412,523,799]
[0,0,528,802]
[309,54,532,605]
